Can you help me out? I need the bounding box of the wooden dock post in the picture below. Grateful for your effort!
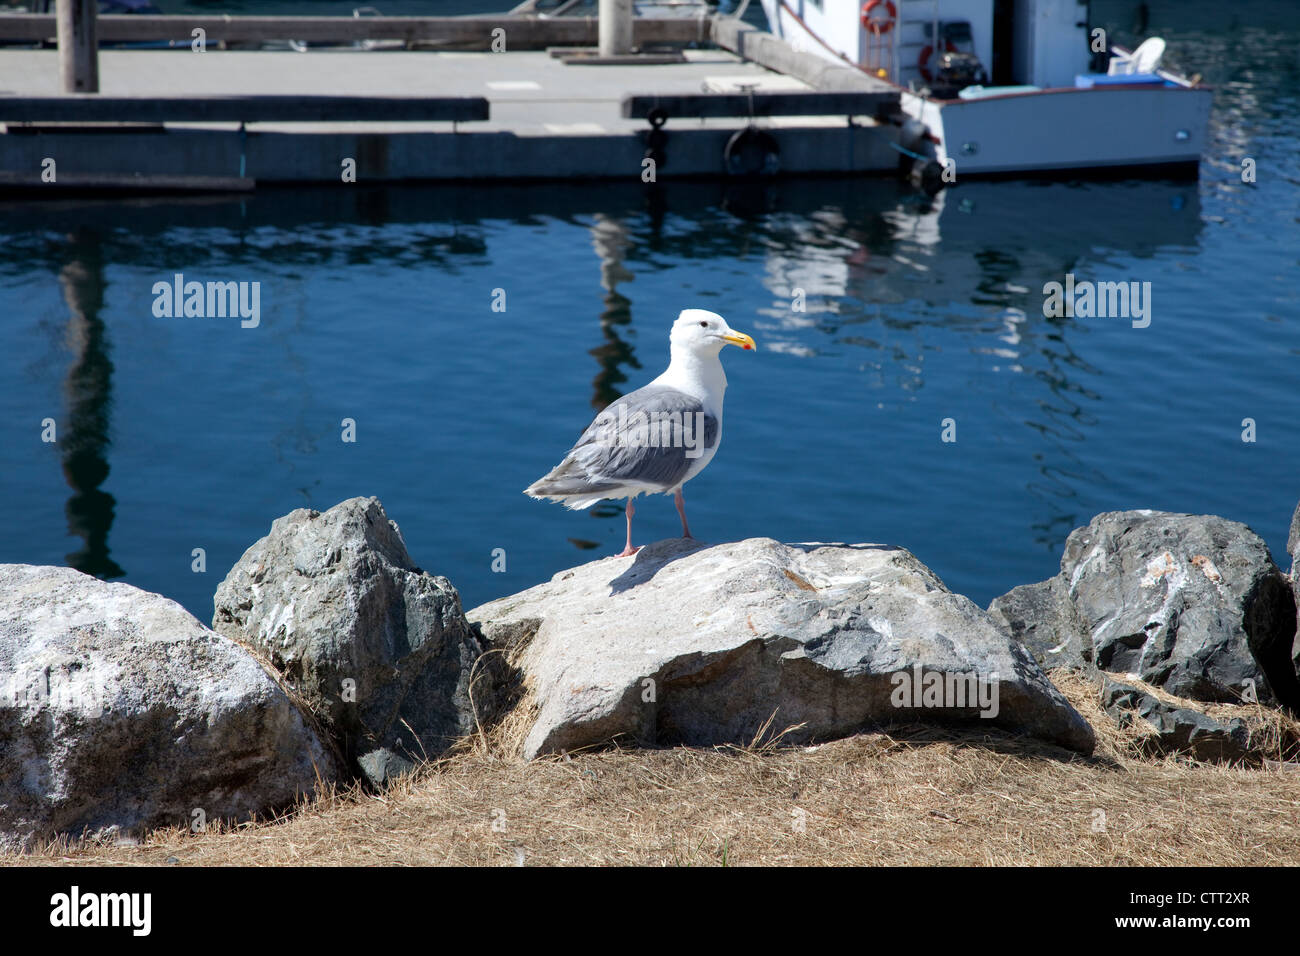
[56,0,99,93]
[598,0,633,56]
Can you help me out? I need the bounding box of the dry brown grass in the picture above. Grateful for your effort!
[7,671,1300,867]
[1093,670,1300,764]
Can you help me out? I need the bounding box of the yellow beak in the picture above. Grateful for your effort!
[722,330,757,351]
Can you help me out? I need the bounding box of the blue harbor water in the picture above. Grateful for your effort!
[1,9,1297,623]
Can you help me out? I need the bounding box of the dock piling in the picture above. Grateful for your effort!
[598,0,634,56]
[56,0,99,94]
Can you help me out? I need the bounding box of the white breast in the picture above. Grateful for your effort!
[650,350,727,492]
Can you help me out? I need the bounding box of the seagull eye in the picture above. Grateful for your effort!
[699,321,709,327]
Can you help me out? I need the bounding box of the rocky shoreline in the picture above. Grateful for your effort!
[3,495,1298,851]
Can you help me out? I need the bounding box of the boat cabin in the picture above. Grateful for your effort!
[772,0,1096,91]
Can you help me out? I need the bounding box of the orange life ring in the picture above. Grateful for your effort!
[860,0,897,35]
[918,39,957,81]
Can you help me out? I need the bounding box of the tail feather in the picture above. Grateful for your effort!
[525,456,621,507]
[525,478,619,498]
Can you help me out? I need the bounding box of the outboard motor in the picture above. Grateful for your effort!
[931,50,988,98]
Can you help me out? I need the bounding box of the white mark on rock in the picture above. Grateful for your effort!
[1139,551,1179,589]
[867,617,894,639]
[1069,545,1108,594]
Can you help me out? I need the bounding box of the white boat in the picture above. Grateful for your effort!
[757,0,1212,177]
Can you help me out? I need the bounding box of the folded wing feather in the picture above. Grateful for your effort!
[525,385,719,507]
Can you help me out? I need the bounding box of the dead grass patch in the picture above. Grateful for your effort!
[1076,670,1300,763]
[7,673,1300,867]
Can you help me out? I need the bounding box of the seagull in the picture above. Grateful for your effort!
[525,308,756,556]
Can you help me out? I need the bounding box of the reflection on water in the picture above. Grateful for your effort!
[0,143,1290,616]
[588,214,640,413]
[1,178,1209,582]
[743,179,1203,547]
[56,229,124,579]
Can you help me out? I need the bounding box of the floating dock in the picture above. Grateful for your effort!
[0,14,904,189]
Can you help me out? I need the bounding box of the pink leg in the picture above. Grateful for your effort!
[674,488,693,539]
[616,498,640,557]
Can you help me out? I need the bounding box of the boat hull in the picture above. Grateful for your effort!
[904,86,1212,176]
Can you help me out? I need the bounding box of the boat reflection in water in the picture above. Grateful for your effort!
[739,177,1201,548]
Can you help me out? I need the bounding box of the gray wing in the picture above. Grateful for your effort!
[545,385,719,493]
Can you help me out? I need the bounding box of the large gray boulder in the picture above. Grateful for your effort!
[990,511,1300,711]
[468,537,1095,757]
[212,497,494,780]
[0,564,338,852]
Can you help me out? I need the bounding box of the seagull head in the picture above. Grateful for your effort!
[670,309,756,356]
